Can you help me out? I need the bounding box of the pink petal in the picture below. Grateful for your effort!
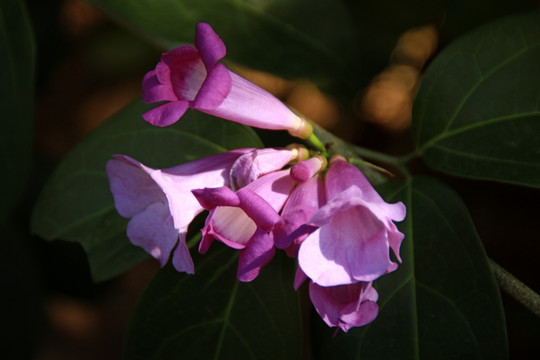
[326,159,406,222]
[388,221,405,263]
[172,235,195,274]
[274,175,324,254]
[206,206,257,248]
[142,101,189,127]
[294,267,308,290]
[126,202,179,266]
[199,214,216,254]
[237,188,280,231]
[299,205,397,286]
[195,22,226,69]
[237,228,275,282]
[106,155,165,218]
[155,59,171,85]
[192,186,240,209]
[192,63,231,110]
[142,71,177,103]
[161,46,206,101]
[243,169,296,212]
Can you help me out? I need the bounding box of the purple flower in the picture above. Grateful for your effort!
[193,169,296,281]
[309,281,379,332]
[298,156,406,286]
[142,22,312,138]
[105,149,252,274]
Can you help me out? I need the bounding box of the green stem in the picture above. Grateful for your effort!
[489,259,540,317]
[306,132,327,155]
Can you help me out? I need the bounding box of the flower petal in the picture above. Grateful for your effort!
[142,101,189,127]
[388,221,405,263]
[237,228,275,282]
[126,202,179,266]
[192,186,240,209]
[294,266,308,290]
[195,22,226,69]
[243,169,296,212]
[155,59,171,85]
[274,175,324,255]
[208,206,257,247]
[237,188,280,231]
[142,70,177,103]
[192,63,231,110]
[299,205,397,286]
[161,46,206,101]
[106,155,165,218]
[171,234,195,274]
[326,159,406,222]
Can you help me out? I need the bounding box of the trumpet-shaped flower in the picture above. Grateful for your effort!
[309,281,379,332]
[193,169,296,281]
[142,22,312,138]
[105,149,252,274]
[298,157,406,286]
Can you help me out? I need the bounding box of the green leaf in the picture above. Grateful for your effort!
[86,0,354,82]
[0,0,35,219]
[31,101,262,282]
[124,246,302,359]
[413,11,540,188]
[313,177,507,359]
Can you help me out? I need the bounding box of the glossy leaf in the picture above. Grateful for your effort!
[86,0,355,82]
[413,11,540,187]
[0,0,35,219]
[124,246,302,359]
[312,177,507,359]
[31,101,262,282]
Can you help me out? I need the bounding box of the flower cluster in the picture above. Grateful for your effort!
[106,23,406,333]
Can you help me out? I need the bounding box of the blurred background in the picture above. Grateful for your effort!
[4,0,539,358]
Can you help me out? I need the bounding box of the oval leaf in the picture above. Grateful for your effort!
[312,177,507,359]
[413,11,540,187]
[125,247,302,359]
[31,101,262,282]
[86,0,355,82]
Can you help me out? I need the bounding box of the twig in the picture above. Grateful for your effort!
[489,259,540,317]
